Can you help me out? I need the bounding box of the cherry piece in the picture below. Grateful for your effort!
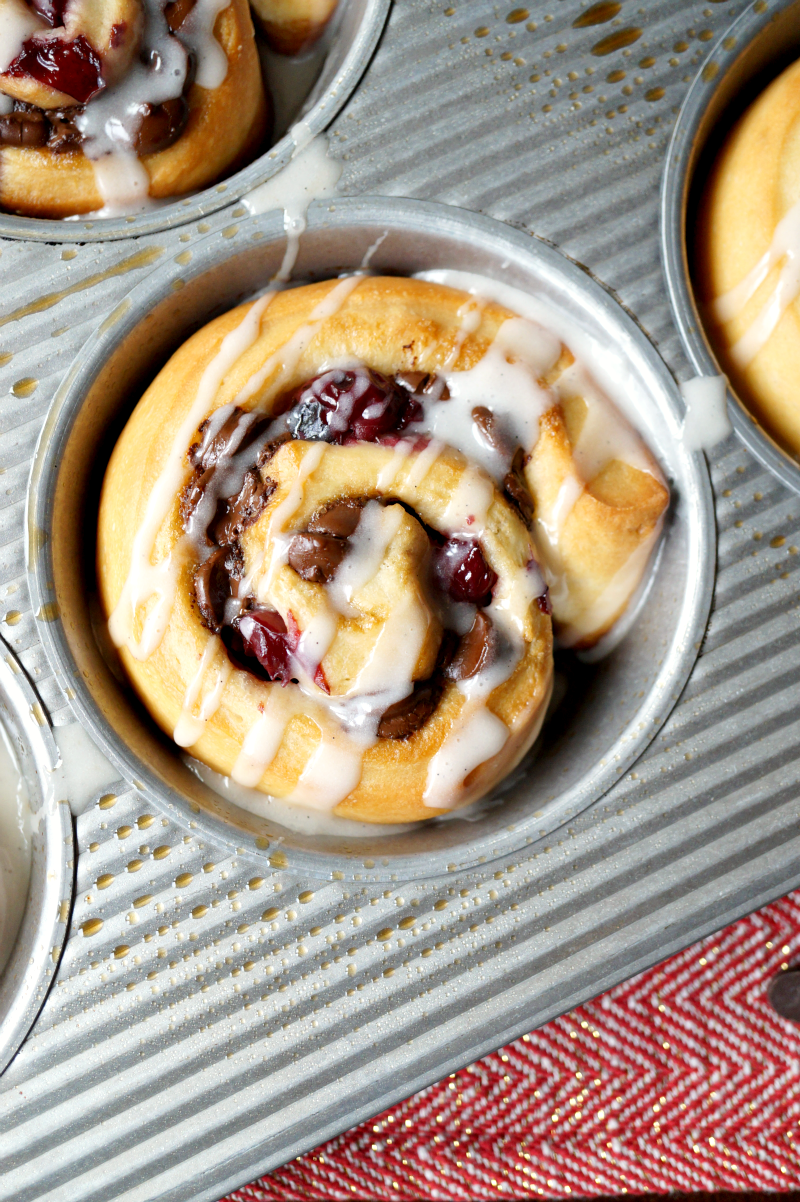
[233,609,296,684]
[7,35,105,105]
[286,369,422,445]
[432,538,497,606]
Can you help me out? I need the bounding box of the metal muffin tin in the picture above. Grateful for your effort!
[662,0,800,493]
[6,1,800,1199]
[0,0,390,244]
[0,643,73,1075]
[28,197,714,879]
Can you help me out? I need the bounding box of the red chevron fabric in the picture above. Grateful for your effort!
[225,891,800,1199]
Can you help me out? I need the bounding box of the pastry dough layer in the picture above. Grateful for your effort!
[249,0,337,54]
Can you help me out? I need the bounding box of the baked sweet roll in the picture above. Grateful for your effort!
[0,0,268,217]
[695,57,800,456]
[249,0,338,54]
[98,276,667,823]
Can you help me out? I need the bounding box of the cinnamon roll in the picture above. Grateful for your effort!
[0,0,269,217]
[695,57,800,457]
[249,0,337,54]
[98,276,667,822]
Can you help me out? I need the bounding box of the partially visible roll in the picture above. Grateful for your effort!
[249,0,337,54]
[695,57,800,456]
[0,0,269,218]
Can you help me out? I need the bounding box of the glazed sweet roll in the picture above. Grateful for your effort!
[98,276,667,823]
[0,0,269,217]
[249,0,338,54]
[696,57,800,456]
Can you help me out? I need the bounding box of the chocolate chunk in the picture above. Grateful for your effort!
[210,469,274,546]
[133,97,188,156]
[503,447,535,527]
[768,968,800,1021]
[396,370,430,392]
[46,106,83,152]
[445,611,496,682]
[472,405,512,455]
[287,533,347,583]
[308,498,365,538]
[164,0,196,32]
[0,110,47,148]
[194,544,241,633]
[378,679,442,740]
[430,378,450,400]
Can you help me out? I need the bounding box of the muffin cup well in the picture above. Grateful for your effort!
[28,197,714,881]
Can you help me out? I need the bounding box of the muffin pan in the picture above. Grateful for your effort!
[5,1,800,1199]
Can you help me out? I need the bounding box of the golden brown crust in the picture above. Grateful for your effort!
[249,0,337,54]
[695,57,800,456]
[0,0,269,218]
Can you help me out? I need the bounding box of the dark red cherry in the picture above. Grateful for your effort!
[432,539,497,606]
[286,369,422,445]
[233,609,296,684]
[6,35,105,105]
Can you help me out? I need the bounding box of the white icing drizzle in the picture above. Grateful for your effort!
[251,440,327,604]
[711,198,800,369]
[232,688,293,787]
[173,634,232,748]
[242,128,343,281]
[235,275,362,406]
[404,437,444,489]
[326,500,403,618]
[180,0,230,88]
[109,290,276,660]
[423,705,509,810]
[420,316,557,481]
[680,375,732,451]
[231,682,363,810]
[376,438,412,489]
[349,589,430,701]
[441,463,494,535]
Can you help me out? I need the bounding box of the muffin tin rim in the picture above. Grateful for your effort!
[0,0,391,244]
[660,0,800,496]
[0,640,74,1077]
[26,195,716,882]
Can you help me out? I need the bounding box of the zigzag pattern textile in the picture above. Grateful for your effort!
[225,891,800,1199]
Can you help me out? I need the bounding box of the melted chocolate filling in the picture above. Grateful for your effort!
[181,367,541,740]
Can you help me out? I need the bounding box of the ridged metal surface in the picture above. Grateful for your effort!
[3,1,800,1200]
